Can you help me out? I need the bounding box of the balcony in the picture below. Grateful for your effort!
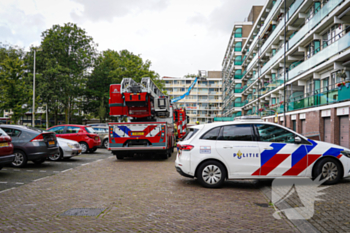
[288,29,350,81]
[288,0,343,50]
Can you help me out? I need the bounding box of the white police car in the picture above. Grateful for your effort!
[175,116,350,188]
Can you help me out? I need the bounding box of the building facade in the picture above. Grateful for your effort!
[162,71,223,125]
[222,0,350,148]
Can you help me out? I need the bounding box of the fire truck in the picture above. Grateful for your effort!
[171,77,198,140]
[108,77,175,159]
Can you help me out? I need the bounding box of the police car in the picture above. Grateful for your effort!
[175,116,350,188]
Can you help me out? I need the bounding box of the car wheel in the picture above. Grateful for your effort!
[103,139,108,149]
[89,148,97,153]
[116,154,124,160]
[33,158,46,165]
[12,150,28,167]
[48,148,63,161]
[79,142,89,154]
[197,161,226,188]
[315,158,342,185]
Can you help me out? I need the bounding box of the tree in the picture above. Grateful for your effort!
[84,49,163,121]
[0,46,32,124]
[33,23,97,124]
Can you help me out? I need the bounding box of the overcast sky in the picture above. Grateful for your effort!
[0,0,266,78]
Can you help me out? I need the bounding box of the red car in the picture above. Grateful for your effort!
[47,124,101,153]
[0,127,15,169]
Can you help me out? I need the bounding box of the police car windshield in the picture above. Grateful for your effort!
[182,128,199,141]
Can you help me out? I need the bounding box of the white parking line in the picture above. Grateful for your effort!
[39,170,47,173]
[81,163,90,166]
[53,171,60,173]
[0,187,15,193]
[15,182,24,185]
[0,182,8,184]
[61,168,73,173]
[34,177,48,182]
[1,168,7,171]
[95,159,103,162]
[26,170,34,172]
[13,169,21,172]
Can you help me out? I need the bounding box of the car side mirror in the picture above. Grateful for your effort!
[295,136,302,144]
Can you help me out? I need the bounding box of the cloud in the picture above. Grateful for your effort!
[0,4,45,47]
[187,0,266,35]
[70,0,170,23]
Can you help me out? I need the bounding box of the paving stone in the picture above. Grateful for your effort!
[0,153,298,232]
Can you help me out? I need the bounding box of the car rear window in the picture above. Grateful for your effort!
[182,128,199,141]
[0,128,8,136]
[85,127,95,133]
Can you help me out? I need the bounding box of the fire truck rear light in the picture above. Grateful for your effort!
[30,134,44,142]
[180,145,194,151]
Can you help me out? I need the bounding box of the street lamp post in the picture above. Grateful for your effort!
[32,47,42,127]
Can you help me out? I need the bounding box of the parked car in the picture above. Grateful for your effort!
[91,126,109,148]
[48,137,82,161]
[87,123,108,127]
[0,125,59,167]
[0,127,15,170]
[175,116,350,188]
[47,124,101,153]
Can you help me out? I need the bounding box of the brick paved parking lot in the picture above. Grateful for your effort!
[1,149,301,232]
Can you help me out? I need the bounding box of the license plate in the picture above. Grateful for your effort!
[48,141,55,145]
[131,132,144,136]
[0,142,8,147]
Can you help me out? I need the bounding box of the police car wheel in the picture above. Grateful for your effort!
[315,158,342,185]
[197,161,226,188]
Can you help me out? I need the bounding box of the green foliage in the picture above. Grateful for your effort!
[32,22,97,124]
[184,73,197,78]
[84,49,163,119]
[0,46,32,123]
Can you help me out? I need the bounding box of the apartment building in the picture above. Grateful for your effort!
[222,5,263,119]
[162,71,223,125]
[222,0,350,148]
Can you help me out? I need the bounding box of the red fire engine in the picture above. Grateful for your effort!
[108,78,175,159]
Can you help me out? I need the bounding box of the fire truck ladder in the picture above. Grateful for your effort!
[120,77,164,99]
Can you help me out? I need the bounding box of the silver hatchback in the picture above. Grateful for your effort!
[92,126,109,148]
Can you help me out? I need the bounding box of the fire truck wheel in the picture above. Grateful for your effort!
[116,154,124,160]
[161,150,170,160]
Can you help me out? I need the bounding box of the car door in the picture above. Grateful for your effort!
[215,124,260,178]
[66,126,81,142]
[253,123,310,177]
[47,126,66,138]
[1,128,22,148]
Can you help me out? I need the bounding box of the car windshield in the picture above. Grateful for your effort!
[85,127,95,133]
[0,128,8,136]
[182,128,199,141]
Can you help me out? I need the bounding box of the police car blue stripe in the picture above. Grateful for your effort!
[291,140,317,167]
[261,143,286,167]
[323,147,343,157]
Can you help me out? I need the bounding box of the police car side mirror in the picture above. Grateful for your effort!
[295,136,302,144]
